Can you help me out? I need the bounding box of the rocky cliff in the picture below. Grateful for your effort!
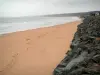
[53,12,100,75]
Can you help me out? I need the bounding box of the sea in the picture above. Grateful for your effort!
[0,16,81,35]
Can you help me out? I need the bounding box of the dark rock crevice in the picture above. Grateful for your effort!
[53,11,100,75]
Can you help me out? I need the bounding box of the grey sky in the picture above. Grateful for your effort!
[0,0,100,17]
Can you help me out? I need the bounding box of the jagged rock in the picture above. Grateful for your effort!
[53,11,100,75]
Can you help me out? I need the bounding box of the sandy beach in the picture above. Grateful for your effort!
[0,21,81,75]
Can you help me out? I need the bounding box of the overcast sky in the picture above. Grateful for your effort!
[0,0,100,17]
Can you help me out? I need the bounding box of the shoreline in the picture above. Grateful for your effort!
[0,16,81,35]
[0,20,81,37]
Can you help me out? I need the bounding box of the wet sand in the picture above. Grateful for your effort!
[0,21,81,75]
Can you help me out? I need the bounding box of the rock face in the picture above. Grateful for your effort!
[53,12,100,75]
